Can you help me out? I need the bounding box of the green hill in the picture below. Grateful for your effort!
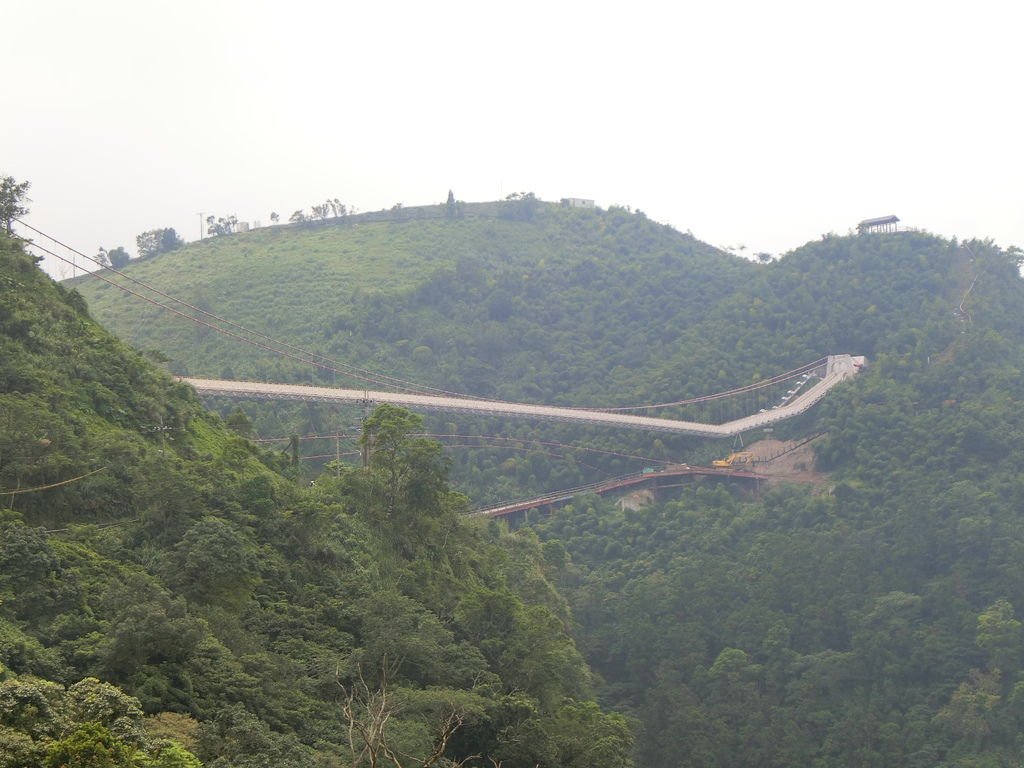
[75,205,979,500]
[74,203,746,403]
[73,202,760,502]
[1,233,632,767]
[532,238,1024,766]
[74,204,974,409]
[65,198,1024,765]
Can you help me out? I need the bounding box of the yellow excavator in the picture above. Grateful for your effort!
[712,451,755,468]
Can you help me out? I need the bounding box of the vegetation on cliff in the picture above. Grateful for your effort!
[50,200,1024,765]
[1,233,632,767]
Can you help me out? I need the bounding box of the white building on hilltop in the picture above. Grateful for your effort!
[563,197,595,209]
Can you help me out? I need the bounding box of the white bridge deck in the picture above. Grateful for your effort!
[182,354,863,437]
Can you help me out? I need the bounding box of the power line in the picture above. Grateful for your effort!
[0,467,107,496]
[17,219,491,399]
[253,430,669,465]
[298,444,602,471]
[30,241,386,379]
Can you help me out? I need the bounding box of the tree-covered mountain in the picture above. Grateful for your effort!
[1,233,632,767]
[61,199,1024,765]
[74,204,985,501]
[531,237,1024,767]
[72,202,757,501]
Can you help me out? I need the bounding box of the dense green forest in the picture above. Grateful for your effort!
[75,202,757,503]
[40,202,1024,765]
[75,204,990,503]
[531,237,1024,766]
[0,233,632,766]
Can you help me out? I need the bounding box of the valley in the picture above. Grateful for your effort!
[5,200,1024,767]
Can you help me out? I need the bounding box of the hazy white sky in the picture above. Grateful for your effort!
[6,0,1022,277]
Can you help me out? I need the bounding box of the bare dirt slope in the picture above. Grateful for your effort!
[745,436,829,486]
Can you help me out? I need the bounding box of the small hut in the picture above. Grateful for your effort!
[857,215,900,234]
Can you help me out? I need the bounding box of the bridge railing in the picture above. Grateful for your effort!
[472,464,763,517]
[182,355,864,438]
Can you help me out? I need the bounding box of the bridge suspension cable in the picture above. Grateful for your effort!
[575,358,828,412]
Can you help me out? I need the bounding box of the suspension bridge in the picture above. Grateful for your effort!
[21,220,865,439]
[20,219,870,521]
[181,354,864,437]
[474,464,762,518]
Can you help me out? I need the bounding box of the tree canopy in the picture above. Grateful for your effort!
[136,228,184,260]
[0,229,632,767]
[0,175,30,234]
[30,197,1024,765]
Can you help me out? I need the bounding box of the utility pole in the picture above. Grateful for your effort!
[198,212,204,240]
[360,392,371,468]
[288,435,302,486]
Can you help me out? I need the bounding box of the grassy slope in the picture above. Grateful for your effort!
[73,205,747,397]
[77,218,476,359]
[75,209,975,408]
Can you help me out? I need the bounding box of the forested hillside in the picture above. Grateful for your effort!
[62,201,1024,765]
[1,233,632,767]
[72,203,755,502]
[532,237,1024,766]
[75,205,982,503]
